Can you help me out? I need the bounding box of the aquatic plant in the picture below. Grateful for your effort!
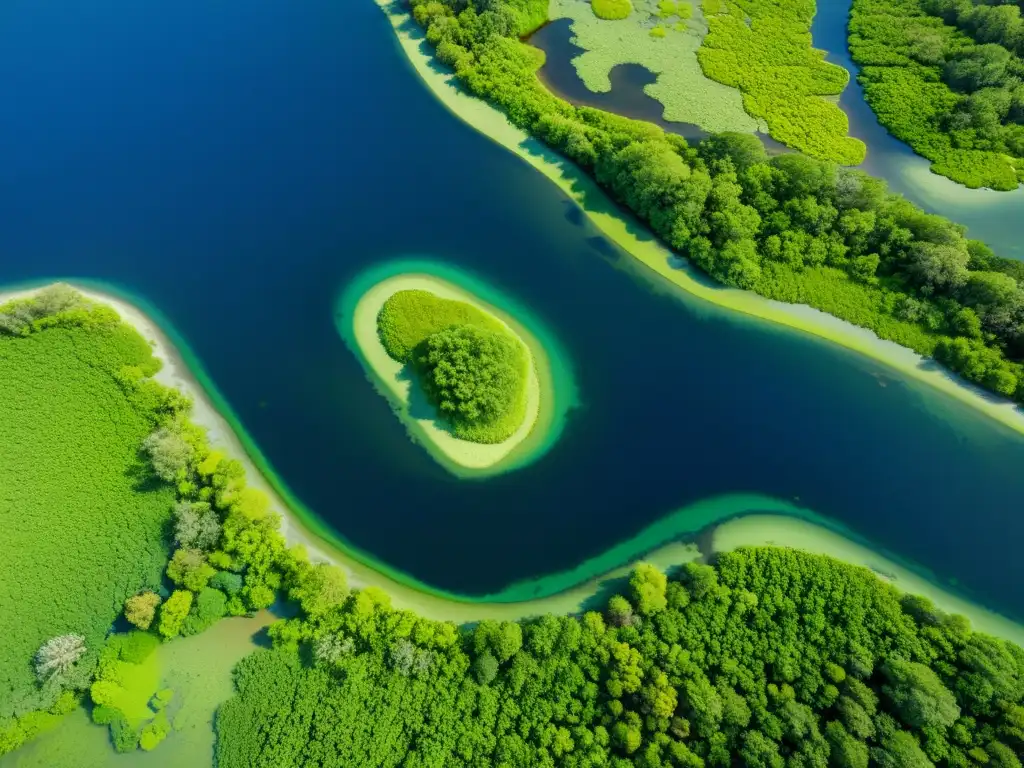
[696,0,867,164]
[591,0,632,20]
[547,0,761,132]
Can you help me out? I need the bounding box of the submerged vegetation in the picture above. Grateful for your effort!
[850,0,1024,190]
[217,547,1024,767]
[697,0,866,164]
[377,289,529,444]
[410,0,1024,404]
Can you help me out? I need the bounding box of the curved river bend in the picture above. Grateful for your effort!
[2,0,1024,627]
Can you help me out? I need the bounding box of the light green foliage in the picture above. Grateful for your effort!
[697,0,866,164]
[0,293,174,721]
[158,591,193,640]
[166,548,216,592]
[629,562,668,614]
[377,290,530,444]
[548,0,760,132]
[650,24,666,37]
[416,325,528,443]
[218,549,1024,767]
[138,712,170,751]
[592,0,632,20]
[377,289,505,363]
[89,632,162,753]
[850,0,1023,190]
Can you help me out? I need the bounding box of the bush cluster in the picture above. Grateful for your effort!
[217,549,1024,767]
[849,0,1024,190]
[377,289,529,443]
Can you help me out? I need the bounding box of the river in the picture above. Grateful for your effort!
[1,0,1024,642]
[530,0,1024,259]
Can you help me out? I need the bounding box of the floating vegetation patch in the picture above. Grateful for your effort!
[591,0,632,20]
[696,0,867,164]
[547,0,762,133]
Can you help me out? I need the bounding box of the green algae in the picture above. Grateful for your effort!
[546,0,760,132]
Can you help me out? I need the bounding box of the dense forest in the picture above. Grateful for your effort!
[406,0,1024,402]
[849,0,1024,190]
[217,549,1024,767]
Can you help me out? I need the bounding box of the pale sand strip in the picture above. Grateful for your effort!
[376,0,1024,437]
[351,273,541,470]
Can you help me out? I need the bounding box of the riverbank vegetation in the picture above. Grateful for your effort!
[377,289,529,444]
[0,287,175,737]
[410,0,1024,403]
[849,0,1024,190]
[697,0,866,164]
[3,288,1024,767]
[217,547,1024,767]
[545,0,760,133]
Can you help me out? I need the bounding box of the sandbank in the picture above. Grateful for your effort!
[349,273,543,474]
[375,0,1024,439]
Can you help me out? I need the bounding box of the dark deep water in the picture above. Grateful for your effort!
[2,0,1024,618]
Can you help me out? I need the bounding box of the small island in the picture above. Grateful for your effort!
[340,261,572,477]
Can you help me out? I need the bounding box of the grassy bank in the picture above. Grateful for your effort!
[0,289,174,725]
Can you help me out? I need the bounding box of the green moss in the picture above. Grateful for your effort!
[650,24,667,37]
[0,298,173,720]
[592,0,632,20]
[696,0,867,164]
[548,0,761,133]
[376,289,531,445]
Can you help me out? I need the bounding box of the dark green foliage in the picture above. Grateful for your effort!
[218,548,1024,767]
[406,0,1024,407]
[416,324,528,443]
[849,0,1024,190]
[181,588,228,637]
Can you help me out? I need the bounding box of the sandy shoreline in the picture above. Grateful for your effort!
[351,273,542,472]
[3,283,1023,638]
[376,0,1024,438]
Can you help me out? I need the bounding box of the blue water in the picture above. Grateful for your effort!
[2,0,1024,620]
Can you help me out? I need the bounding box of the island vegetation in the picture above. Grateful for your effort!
[545,0,761,134]
[849,0,1024,190]
[409,0,1024,404]
[377,288,530,443]
[2,287,1024,768]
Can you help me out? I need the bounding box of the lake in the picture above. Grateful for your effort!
[530,0,1024,259]
[2,0,1024,633]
